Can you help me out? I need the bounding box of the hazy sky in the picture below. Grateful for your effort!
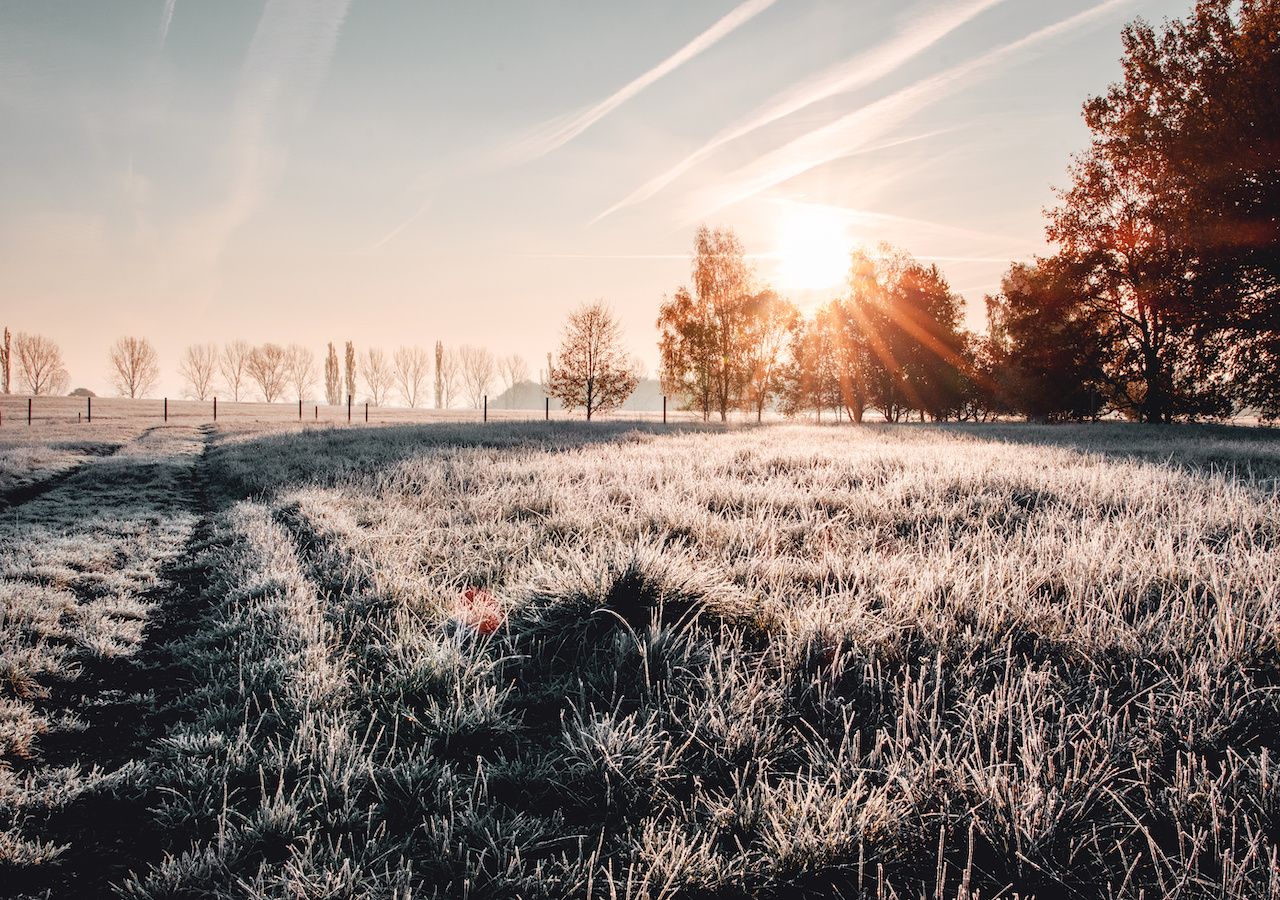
[1,0,1189,397]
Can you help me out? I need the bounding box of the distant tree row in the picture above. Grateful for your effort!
[0,329,539,410]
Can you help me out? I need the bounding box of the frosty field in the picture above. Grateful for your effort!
[2,417,1280,898]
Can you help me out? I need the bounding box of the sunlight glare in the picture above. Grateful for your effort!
[774,206,851,291]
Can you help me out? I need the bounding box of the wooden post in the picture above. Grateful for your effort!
[663,395,667,424]
[87,396,91,423]
[28,397,32,425]
[347,394,352,423]
[213,396,217,421]
[483,395,487,423]
[299,398,303,420]
[164,397,168,422]
[364,402,368,423]
[314,405,318,420]
[79,412,82,423]
[545,396,549,421]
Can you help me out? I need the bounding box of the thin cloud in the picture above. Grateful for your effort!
[685,0,1135,220]
[176,0,350,267]
[160,0,176,44]
[595,0,1009,222]
[502,0,778,165]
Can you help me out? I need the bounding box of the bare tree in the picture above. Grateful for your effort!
[393,345,430,408]
[220,340,251,401]
[549,301,640,420]
[498,353,530,407]
[1,327,10,394]
[286,344,317,401]
[438,346,460,408]
[15,332,70,396]
[108,336,160,398]
[434,340,445,408]
[344,341,356,403]
[324,343,341,405]
[246,343,289,403]
[458,345,495,409]
[361,347,394,406]
[179,343,219,401]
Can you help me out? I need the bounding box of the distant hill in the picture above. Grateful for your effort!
[491,379,666,413]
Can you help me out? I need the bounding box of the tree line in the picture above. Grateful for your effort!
[1,300,644,420]
[660,1,1278,424]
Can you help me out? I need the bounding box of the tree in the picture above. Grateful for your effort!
[498,354,530,407]
[658,226,754,422]
[179,343,219,401]
[220,340,251,401]
[740,289,799,422]
[361,347,394,406]
[286,344,317,401]
[15,332,69,396]
[108,336,160,399]
[433,341,445,408]
[344,341,356,404]
[1,327,10,394]
[549,300,640,420]
[393,345,431,408]
[438,346,461,408]
[324,343,341,406]
[246,343,289,403]
[457,345,495,409]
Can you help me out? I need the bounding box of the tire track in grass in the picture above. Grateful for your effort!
[1,425,212,897]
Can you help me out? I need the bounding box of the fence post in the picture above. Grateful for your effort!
[347,395,352,423]
[87,396,91,423]
[545,396,549,421]
[164,397,168,422]
[213,396,217,421]
[28,398,32,425]
[663,395,667,424]
[314,405,318,420]
[299,399,303,421]
[483,395,487,423]
[365,402,368,423]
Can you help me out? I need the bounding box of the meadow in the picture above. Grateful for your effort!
[2,410,1279,898]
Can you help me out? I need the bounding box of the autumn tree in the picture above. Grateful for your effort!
[659,226,755,421]
[15,332,69,396]
[549,300,640,420]
[458,345,495,409]
[286,344,317,401]
[344,341,357,403]
[246,343,289,403]
[360,347,394,406]
[220,340,251,401]
[179,343,219,401]
[108,336,160,399]
[393,345,430,408]
[324,343,341,405]
[740,289,799,422]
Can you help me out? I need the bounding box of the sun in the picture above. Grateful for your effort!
[773,207,852,291]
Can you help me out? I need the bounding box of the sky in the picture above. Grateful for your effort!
[1,0,1192,398]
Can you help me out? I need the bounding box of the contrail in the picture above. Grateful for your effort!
[503,0,778,165]
[685,0,1135,220]
[593,0,1008,222]
[177,0,351,266]
[160,0,177,44]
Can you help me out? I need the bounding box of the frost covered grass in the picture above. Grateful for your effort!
[2,419,1279,897]
[0,426,204,893]
[104,420,1279,899]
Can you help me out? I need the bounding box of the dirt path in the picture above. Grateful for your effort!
[1,424,216,897]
